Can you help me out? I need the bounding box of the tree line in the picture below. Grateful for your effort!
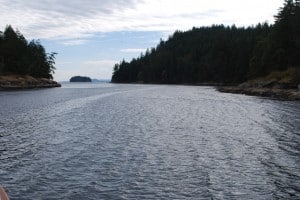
[112,0,300,84]
[0,25,56,79]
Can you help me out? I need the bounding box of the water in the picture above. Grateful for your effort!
[0,83,299,199]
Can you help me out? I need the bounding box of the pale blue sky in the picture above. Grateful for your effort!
[0,0,283,81]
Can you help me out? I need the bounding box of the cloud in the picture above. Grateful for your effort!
[83,60,117,66]
[0,0,283,42]
[61,39,89,46]
[0,0,141,39]
[121,48,146,53]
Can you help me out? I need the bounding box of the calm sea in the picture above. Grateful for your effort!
[0,83,299,199]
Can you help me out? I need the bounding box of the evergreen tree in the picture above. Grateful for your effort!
[273,0,298,67]
[249,0,300,77]
[112,25,271,84]
[112,1,299,84]
[26,40,56,79]
[0,25,57,79]
[2,25,28,74]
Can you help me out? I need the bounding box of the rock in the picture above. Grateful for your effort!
[0,75,61,90]
[261,80,277,88]
[238,82,252,88]
[217,86,300,101]
[272,82,290,89]
[238,79,277,88]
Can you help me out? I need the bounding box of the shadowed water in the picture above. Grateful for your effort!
[0,83,299,199]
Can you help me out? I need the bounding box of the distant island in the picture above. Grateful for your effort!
[0,25,60,90]
[70,76,92,82]
[111,0,300,100]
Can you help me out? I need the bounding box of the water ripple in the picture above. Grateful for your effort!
[0,84,299,199]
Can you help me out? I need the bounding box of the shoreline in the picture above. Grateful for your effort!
[113,81,300,101]
[217,86,300,101]
[5,75,296,100]
[0,75,61,90]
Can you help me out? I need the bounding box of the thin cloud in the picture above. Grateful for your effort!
[62,39,89,46]
[83,60,117,66]
[0,0,141,39]
[121,48,146,53]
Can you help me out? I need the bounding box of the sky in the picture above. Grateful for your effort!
[0,0,283,81]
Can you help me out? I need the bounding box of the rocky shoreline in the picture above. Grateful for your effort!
[217,68,300,101]
[0,75,61,90]
[217,86,300,101]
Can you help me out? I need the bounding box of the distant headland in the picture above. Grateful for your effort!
[110,1,300,100]
[70,76,92,82]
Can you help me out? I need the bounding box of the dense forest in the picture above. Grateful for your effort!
[112,0,300,84]
[0,25,56,79]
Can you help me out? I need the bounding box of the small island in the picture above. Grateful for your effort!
[70,76,92,82]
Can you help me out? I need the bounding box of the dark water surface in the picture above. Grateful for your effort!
[0,83,299,199]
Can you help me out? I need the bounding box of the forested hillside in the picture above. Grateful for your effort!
[0,25,56,79]
[112,0,300,84]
